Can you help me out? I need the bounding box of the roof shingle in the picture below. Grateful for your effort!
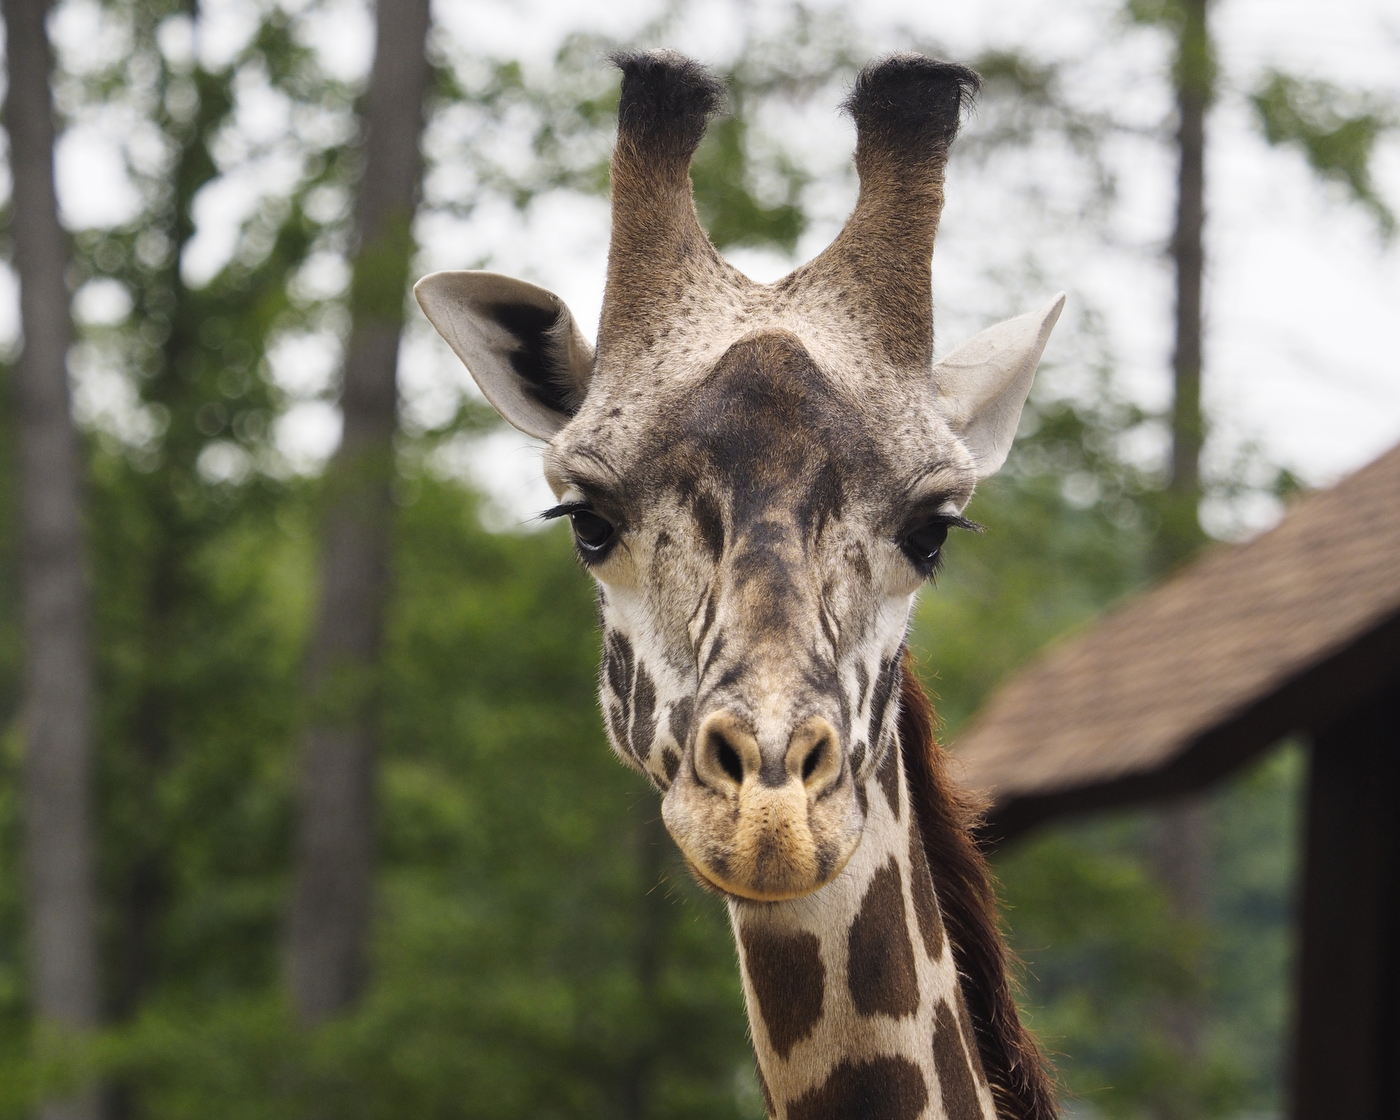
[952,442,1400,832]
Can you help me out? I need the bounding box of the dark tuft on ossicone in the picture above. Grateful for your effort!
[842,54,981,159]
[610,49,727,161]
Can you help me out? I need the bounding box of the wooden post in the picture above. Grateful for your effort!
[1291,682,1400,1119]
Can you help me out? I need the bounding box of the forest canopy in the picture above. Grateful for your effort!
[1,1,1395,1118]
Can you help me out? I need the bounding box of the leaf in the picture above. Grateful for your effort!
[1251,69,1398,240]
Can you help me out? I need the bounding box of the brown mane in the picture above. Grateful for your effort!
[898,653,1059,1120]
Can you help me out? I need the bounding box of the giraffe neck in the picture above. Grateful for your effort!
[729,733,997,1120]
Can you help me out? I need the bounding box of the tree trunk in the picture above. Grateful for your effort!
[1151,797,1212,1053]
[1151,5,1215,1113]
[287,0,432,1026]
[1162,0,1211,566]
[4,0,101,1116]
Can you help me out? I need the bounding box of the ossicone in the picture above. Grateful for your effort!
[842,53,982,167]
[609,49,727,163]
[598,50,733,362]
[789,54,983,371]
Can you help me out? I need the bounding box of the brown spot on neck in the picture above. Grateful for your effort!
[956,988,989,1090]
[846,857,919,1019]
[876,737,900,819]
[908,823,946,962]
[898,657,1059,1120]
[933,999,983,1120]
[787,1056,928,1120]
[740,925,825,1061]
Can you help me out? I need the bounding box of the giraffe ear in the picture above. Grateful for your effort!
[414,271,595,440]
[934,293,1066,478]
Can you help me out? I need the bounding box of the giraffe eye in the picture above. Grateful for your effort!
[898,510,981,574]
[570,509,615,551]
[902,519,949,569]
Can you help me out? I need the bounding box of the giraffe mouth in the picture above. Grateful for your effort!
[678,855,749,902]
[662,774,865,901]
[680,854,852,903]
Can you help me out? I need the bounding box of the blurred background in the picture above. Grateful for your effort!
[1,0,1398,1118]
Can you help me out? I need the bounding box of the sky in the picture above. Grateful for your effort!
[21,0,1400,536]
[427,0,1400,534]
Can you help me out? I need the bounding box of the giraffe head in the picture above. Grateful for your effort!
[417,51,1062,902]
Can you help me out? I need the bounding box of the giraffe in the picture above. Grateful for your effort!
[415,50,1063,1120]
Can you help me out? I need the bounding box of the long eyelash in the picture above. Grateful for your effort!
[909,513,983,538]
[539,502,589,522]
[912,514,980,586]
[945,514,984,534]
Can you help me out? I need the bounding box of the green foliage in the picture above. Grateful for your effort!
[349,211,419,324]
[65,480,753,1120]
[1208,745,1303,1106]
[989,747,1303,1119]
[692,115,806,253]
[0,3,1327,1119]
[426,9,856,250]
[1252,70,1398,240]
[1126,0,1216,103]
[910,365,1300,1118]
[54,5,353,1044]
[996,825,1216,1117]
[911,373,1160,730]
[3,468,759,1119]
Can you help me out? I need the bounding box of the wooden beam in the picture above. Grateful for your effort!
[1290,681,1400,1120]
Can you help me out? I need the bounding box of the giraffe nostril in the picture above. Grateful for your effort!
[693,711,761,792]
[715,734,744,784]
[786,717,841,792]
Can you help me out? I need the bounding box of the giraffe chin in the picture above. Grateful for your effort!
[661,776,865,902]
[678,851,859,903]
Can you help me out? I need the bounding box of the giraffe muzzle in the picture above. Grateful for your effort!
[662,710,865,901]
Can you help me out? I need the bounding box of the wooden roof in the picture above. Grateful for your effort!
[952,442,1400,841]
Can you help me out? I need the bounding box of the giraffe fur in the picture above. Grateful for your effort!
[415,48,1062,1120]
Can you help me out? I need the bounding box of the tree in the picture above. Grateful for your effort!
[288,0,433,1025]
[1128,4,1218,1103]
[0,5,1386,1117]
[3,1,101,1118]
[6,3,363,1111]
[1158,0,1211,562]
[0,0,380,1106]
[1121,4,1396,1108]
